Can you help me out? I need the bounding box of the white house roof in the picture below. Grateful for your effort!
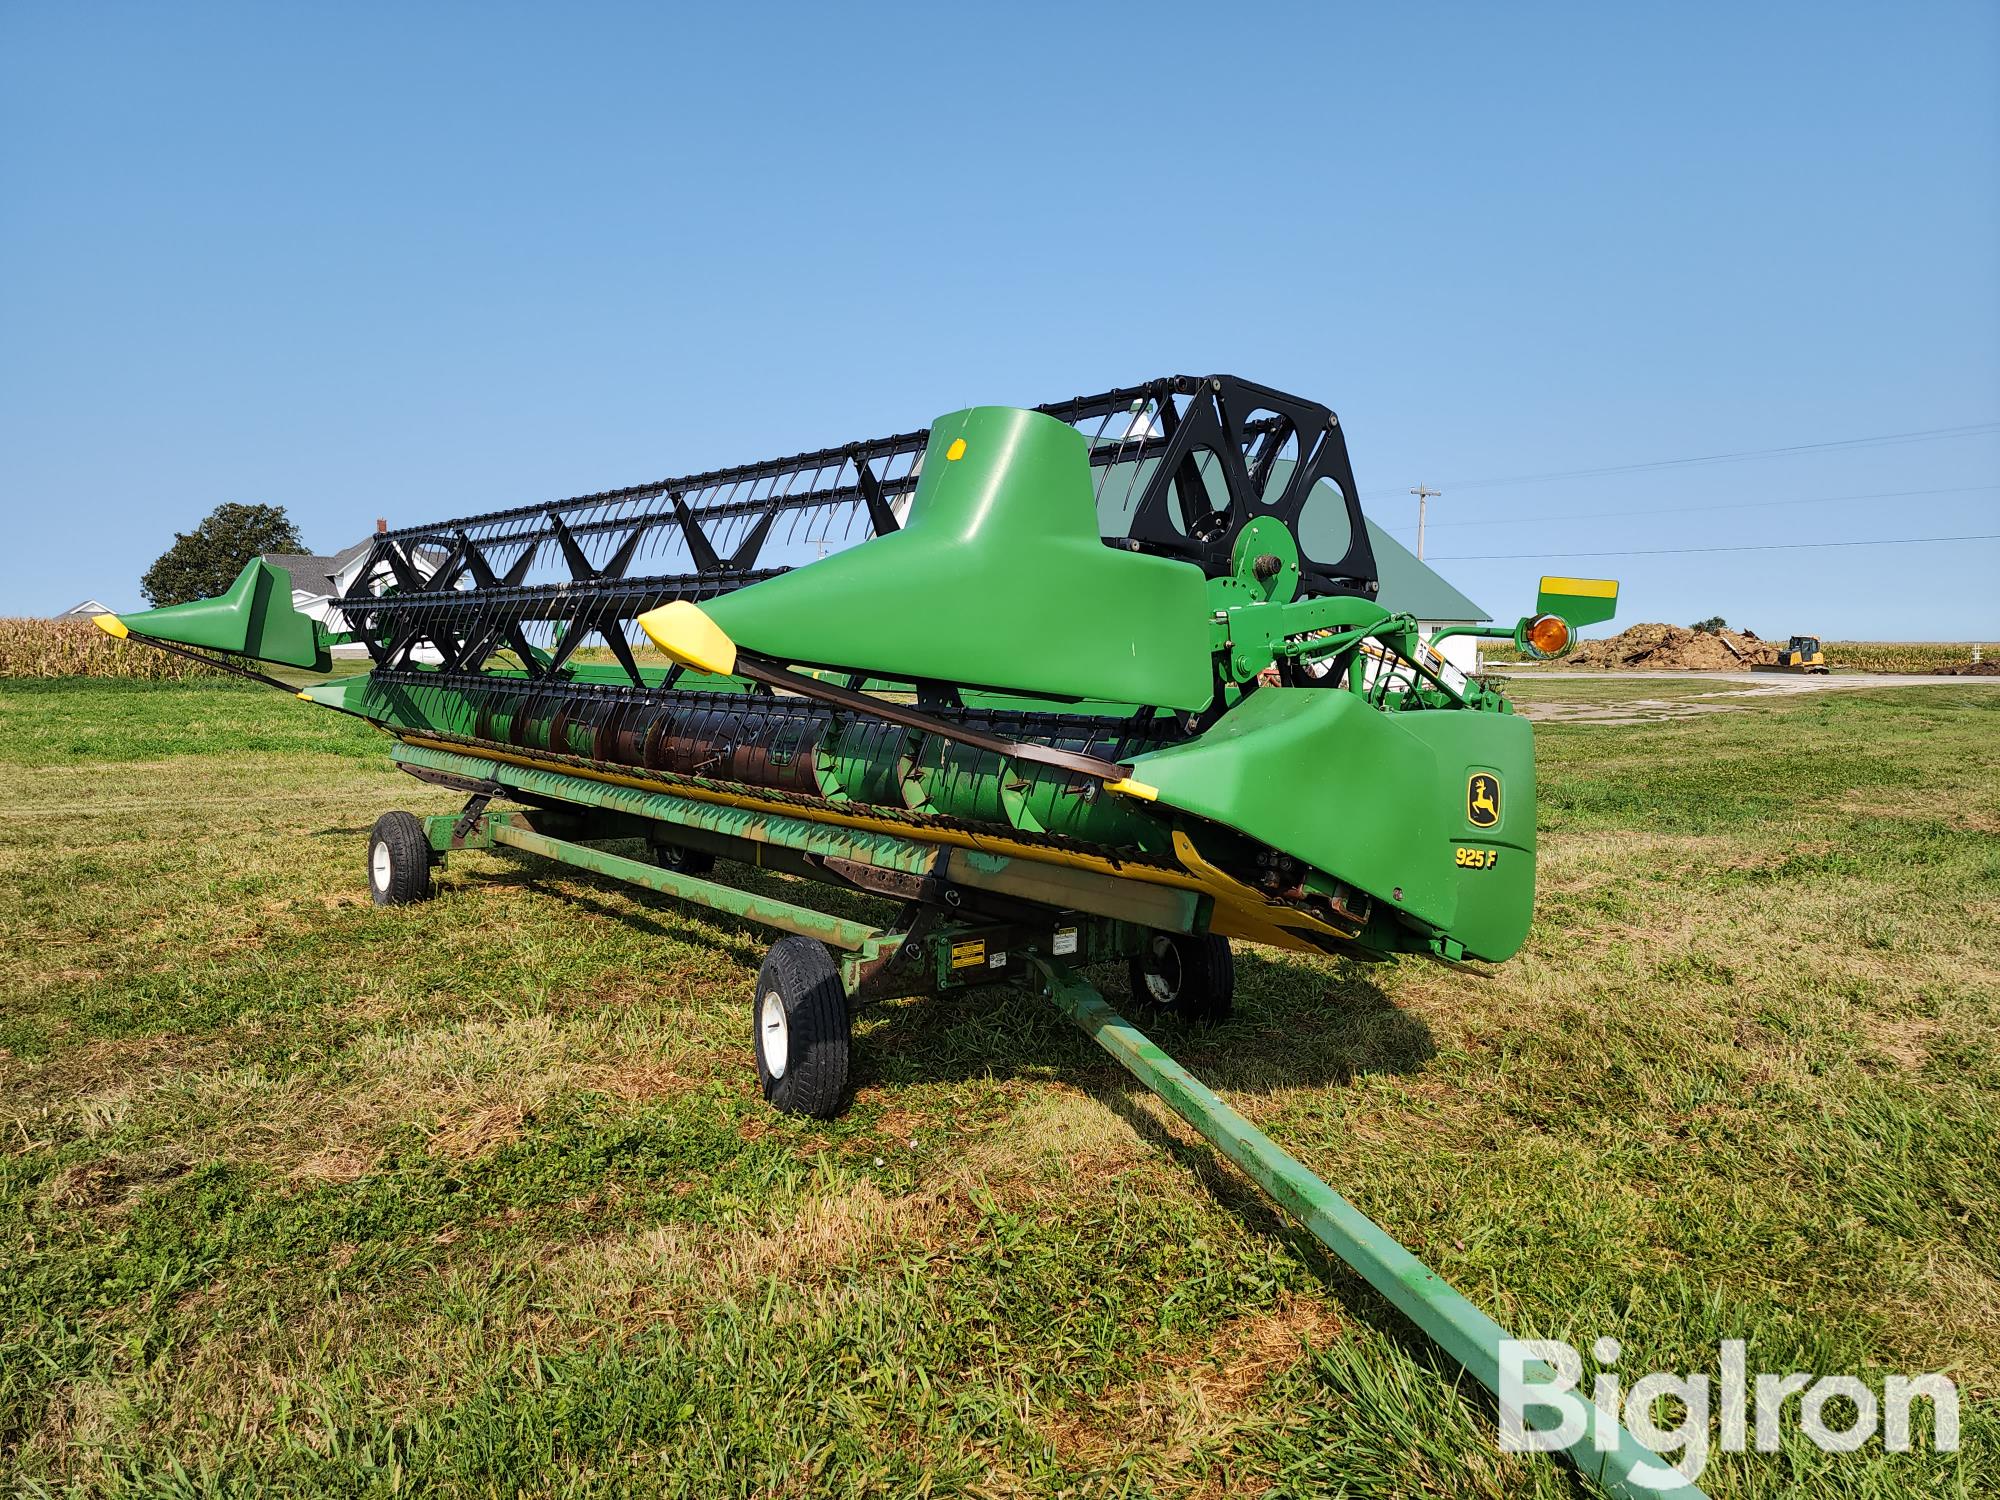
[262,537,446,598]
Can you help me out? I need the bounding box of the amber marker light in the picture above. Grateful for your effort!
[1519,613,1572,660]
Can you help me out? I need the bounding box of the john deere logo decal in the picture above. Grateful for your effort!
[1467,773,1501,828]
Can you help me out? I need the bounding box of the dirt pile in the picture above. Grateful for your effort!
[1566,623,1780,670]
[1935,659,1999,676]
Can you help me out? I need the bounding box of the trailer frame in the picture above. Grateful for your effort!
[374,743,1704,1500]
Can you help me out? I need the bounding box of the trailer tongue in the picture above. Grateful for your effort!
[94,376,1696,1495]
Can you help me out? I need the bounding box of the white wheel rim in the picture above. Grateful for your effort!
[760,991,789,1079]
[1142,936,1180,1003]
[371,841,392,891]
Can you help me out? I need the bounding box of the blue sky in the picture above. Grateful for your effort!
[3,2,1996,639]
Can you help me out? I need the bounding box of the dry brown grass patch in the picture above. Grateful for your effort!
[953,1086,1155,1189]
[176,1012,680,1179]
[48,1157,126,1209]
[0,1033,220,1142]
[424,1102,526,1159]
[42,1151,192,1215]
[584,1047,733,1101]
[290,1146,380,1183]
[1041,1291,1343,1467]
[547,1178,945,1332]
[25,1375,127,1473]
[1863,1015,1939,1070]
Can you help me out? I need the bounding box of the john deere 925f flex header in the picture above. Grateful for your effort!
[94,377,1692,1497]
[99,374,1616,1113]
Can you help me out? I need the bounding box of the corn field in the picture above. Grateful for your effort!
[1820,640,1986,672]
[0,617,226,680]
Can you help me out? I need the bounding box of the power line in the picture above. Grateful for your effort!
[1430,533,2000,562]
[1410,421,1999,492]
[1377,482,2000,536]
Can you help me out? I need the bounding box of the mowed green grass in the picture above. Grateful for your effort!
[1,678,1994,1498]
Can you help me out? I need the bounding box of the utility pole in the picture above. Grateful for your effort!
[1409,485,1440,560]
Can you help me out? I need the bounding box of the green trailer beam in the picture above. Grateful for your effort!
[489,819,889,954]
[1034,960,1706,1500]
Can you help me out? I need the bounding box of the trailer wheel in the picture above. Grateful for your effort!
[1130,932,1235,1024]
[368,812,433,906]
[651,840,715,877]
[752,936,851,1119]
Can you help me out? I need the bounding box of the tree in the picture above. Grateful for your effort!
[140,503,307,606]
[1690,615,1729,634]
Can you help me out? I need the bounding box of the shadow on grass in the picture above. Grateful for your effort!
[448,846,1434,1101]
[852,946,1433,1100]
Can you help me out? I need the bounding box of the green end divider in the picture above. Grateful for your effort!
[1033,960,1706,1500]
[104,558,330,672]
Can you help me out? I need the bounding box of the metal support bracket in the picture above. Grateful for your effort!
[451,783,502,847]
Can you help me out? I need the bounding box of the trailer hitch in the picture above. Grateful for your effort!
[1033,959,1707,1500]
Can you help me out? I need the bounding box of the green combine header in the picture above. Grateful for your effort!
[99,377,1698,1496]
[101,375,1616,984]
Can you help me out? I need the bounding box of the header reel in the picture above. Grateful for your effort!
[325,374,1381,697]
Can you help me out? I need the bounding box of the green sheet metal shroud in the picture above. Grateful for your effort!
[698,406,1218,709]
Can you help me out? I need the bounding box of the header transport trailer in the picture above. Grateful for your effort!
[95,376,1696,1497]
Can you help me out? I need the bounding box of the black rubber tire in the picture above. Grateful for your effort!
[367,811,433,907]
[1129,931,1235,1025]
[752,936,851,1119]
[651,841,716,877]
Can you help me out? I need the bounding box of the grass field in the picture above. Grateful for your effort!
[2,676,1994,1497]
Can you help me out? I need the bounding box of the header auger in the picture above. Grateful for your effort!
[89,376,1685,1498]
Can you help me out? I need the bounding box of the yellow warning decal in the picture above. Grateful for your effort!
[950,939,986,969]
